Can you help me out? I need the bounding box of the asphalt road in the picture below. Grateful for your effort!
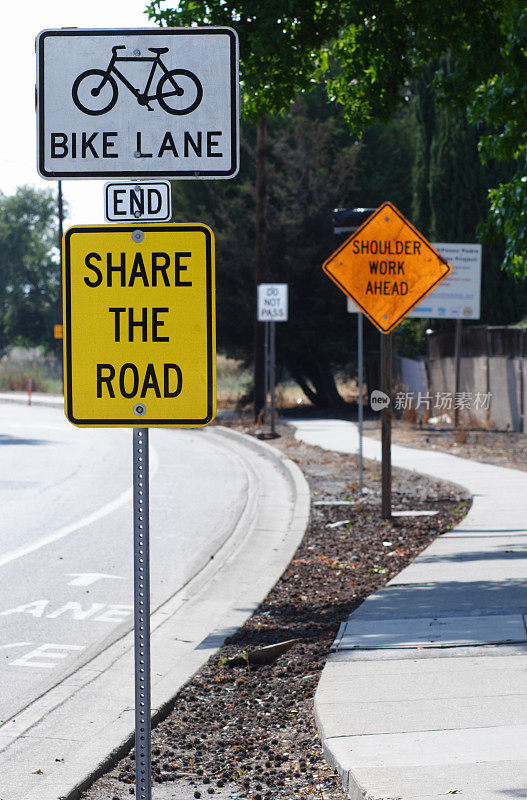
[0,402,249,723]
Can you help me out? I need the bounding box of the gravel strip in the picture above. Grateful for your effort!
[82,422,470,800]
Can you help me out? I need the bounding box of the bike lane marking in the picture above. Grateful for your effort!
[0,600,132,623]
[0,442,159,569]
[66,573,126,587]
[10,644,85,669]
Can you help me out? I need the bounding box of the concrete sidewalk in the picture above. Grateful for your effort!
[291,419,527,800]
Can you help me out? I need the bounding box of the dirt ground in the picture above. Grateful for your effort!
[364,417,527,472]
[82,421,470,800]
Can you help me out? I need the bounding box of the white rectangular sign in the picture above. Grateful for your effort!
[104,181,171,222]
[36,28,239,180]
[347,243,482,319]
[258,284,289,322]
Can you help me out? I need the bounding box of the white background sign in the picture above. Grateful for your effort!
[104,180,171,221]
[37,28,239,179]
[347,243,482,319]
[258,284,289,322]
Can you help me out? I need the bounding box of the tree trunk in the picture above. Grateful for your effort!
[289,357,347,409]
[253,118,267,422]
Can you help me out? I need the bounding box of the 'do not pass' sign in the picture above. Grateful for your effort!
[323,202,452,333]
[63,224,215,427]
[257,284,289,322]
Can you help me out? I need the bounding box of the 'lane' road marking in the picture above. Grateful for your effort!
[0,600,132,622]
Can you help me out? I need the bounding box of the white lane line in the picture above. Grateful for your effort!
[66,572,126,586]
[0,442,159,569]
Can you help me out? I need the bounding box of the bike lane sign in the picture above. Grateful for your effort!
[36,28,239,180]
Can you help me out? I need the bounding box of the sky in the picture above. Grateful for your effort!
[0,0,156,227]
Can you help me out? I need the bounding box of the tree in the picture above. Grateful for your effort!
[409,55,527,327]
[169,88,362,406]
[149,0,526,276]
[147,0,342,417]
[0,186,61,354]
[326,1,527,274]
[147,1,339,119]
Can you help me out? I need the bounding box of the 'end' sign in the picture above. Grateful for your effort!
[104,181,172,222]
[257,284,288,322]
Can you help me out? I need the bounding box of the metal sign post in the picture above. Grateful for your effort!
[334,210,376,497]
[269,320,277,436]
[133,428,151,800]
[357,311,364,494]
[263,321,270,418]
[345,300,366,495]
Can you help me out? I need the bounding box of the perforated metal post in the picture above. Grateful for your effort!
[269,320,276,436]
[264,320,270,416]
[133,428,151,800]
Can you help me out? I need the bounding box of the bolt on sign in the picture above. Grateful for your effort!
[323,202,452,333]
[62,224,215,426]
[36,28,239,179]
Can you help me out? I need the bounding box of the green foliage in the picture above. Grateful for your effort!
[0,186,61,354]
[148,0,527,274]
[327,1,503,132]
[166,86,425,395]
[466,4,527,274]
[146,0,340,120]
[485,178,527,280]
[393,318,429,360]
[329,1,527,275]
[344,106,417,216]
[170,89,361,383]
[410,55,527,326]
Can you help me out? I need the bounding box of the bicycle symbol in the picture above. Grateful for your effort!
[72,45,203,116]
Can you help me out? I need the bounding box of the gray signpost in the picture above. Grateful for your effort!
[133,428,151,800]
[333,208,376,495]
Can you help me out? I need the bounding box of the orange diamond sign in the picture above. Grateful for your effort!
[323,202,452,333]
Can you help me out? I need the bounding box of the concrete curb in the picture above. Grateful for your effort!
[1,426,309,800]
[0,392,63,407]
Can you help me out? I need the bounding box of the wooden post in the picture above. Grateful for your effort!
[520,328,525,434]
[253,118,267,422]
[381,332,392,519]
[357,312,364,494]
[58,180,64,392]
